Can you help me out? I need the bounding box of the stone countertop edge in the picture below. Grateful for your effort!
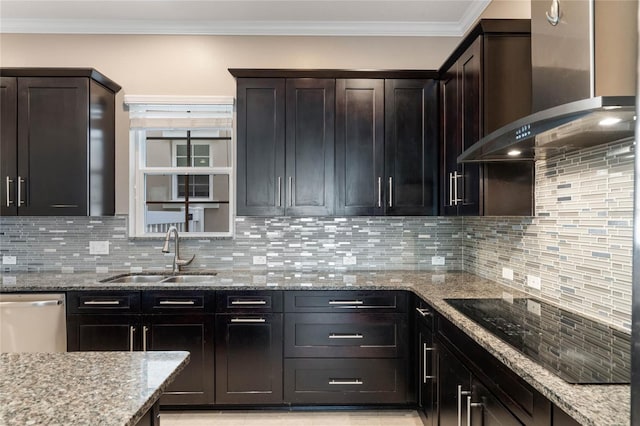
[0,270,631,426]
[0,351,190,426]
[126,351,190,426]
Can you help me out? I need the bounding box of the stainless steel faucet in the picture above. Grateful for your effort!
[162,226,195,273]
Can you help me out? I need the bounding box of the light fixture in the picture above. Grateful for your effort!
[599,117,623,126]
[507,149,522,156]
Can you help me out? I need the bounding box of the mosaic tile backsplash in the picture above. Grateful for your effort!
[464,140,634,330]
[0,216,463,274]
[0,140,633,330]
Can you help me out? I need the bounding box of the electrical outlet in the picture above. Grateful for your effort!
[527,274,541,290]
[89,241,109,255]
[253,256,267,265]
[431,256,445,266]
[502,267,514,280]
[2,255,17,265]
[527,300,541,316]
[343,256,357,265]
[502,292,514,304]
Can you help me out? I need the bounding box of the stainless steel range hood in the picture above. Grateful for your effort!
[458,0,637,163]
[458,96,636,162]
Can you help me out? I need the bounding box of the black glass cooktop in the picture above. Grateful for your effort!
[445,298,631,384]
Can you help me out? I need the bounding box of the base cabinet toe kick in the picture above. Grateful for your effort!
[65,289,582,425]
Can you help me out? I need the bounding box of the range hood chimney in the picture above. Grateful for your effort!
[459,0,637,163]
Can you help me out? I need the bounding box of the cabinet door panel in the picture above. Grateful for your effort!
[0,77,17,216]
[285,78,335,215]
[470,378,523,426]
[147,315,215,405]
[236,78,285,215]
[17,77,89,215]
[385,79,438,215]
[417,313,436,426]
[335,79,385,216]
[458,40,482,216]
[215,313,283,404]
[440,66,460,216]
[437,339,473,426]
[67,314,140,352]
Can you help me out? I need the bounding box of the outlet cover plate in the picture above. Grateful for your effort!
[89,241,109,255]
[527,274,541,290]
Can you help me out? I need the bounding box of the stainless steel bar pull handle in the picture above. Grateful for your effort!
[17,176,24,206]
[129,326,136,352]
[416,307,432,317]
[329,379,363,385]
[143,326,149,352]
[448,172,454,206]
[423,343,435,382]
[388,177,393,207]
[377,177,382,208]
[230,318,266,323]
[159,300,196,305]
[277,176,282,207]
[452,171,462,205]
[458,385,472,426]
[329,300,364,305]
[5,176,13,207]
[467,396,482,426]
[0,299,62,307]
[329,333,363,339]
[288,176,293,207]
[50,204,79,208]
[231,300,267,305]
[84,300,121,305]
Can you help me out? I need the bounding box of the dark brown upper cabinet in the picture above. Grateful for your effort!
[236,77,334,216]
[233,70,439,217]
[335,78,438,216]
[440,20,534,216]
[0,68,120,216]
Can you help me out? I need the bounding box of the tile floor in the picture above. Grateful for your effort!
[161,410,423,426]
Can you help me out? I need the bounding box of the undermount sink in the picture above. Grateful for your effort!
[160,274,218,283]
[102,274,168,283]
[101,273,217,284]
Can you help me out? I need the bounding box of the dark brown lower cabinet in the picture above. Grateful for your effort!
[146,315,215,405]
[470,378,524,426]
[215,313,283,404]
[67,314,141,351]
[284,358,407,404]
[437,338,473,426]
[552,406,580,426]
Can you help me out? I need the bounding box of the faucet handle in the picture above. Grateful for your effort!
[176,254,196,269]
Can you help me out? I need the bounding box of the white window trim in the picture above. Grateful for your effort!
[170,140,215,201]
[126,95,234,238]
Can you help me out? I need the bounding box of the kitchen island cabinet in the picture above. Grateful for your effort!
[440,20,534,216]
[0,351,189,426]
[0,68,120,216]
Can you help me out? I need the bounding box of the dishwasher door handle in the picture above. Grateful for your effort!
[0,299,63,307]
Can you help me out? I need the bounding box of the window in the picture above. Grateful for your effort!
[125,96,234,237]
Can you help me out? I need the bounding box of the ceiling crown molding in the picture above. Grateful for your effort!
[0,1,491,37]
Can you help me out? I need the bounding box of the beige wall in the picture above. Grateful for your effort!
[0,0,530,213]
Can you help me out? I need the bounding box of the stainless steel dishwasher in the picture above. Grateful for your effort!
[0,293,67,352]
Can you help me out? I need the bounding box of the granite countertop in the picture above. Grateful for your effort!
[0,270,631,426]
[0,351,189,426]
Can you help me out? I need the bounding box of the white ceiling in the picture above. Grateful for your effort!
[0,0,491,36]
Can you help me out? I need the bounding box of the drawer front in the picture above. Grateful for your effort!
[142,291,214,313]
[216,290,283,313]
[285,313,407,358]
[67,291,140,313]
[284,358,407,404]
[285,290,407,313]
